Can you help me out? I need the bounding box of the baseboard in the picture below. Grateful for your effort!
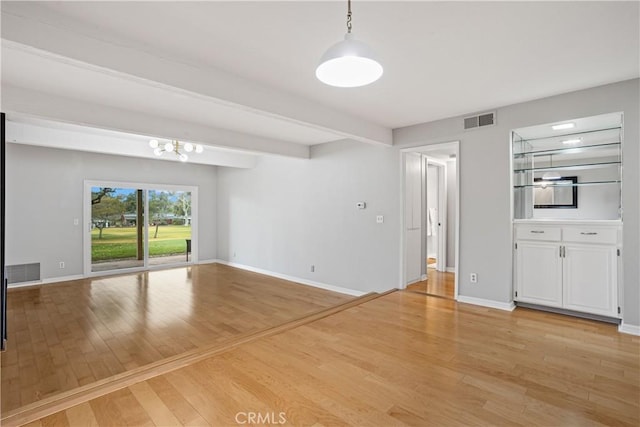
[457,295,516,311]
[619,322,640,336]
[420,274,427,281]
[446,267,455,273]
[197,259,217,265]
[214,260,366,297]
[8,274,85,289]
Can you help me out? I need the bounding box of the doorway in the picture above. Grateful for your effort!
[84,181,197,275]
[401,142,459,299]
[424,159,447,274]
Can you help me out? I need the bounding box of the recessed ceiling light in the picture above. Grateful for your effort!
[552,123,575,130]
[562,138,582,144]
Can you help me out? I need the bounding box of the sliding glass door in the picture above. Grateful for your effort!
[91,187,144,272]
[86,182,196,274]
[148,190,192,267]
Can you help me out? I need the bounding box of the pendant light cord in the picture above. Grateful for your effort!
[347,0,352,33]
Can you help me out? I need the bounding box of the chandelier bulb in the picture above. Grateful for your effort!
[149,139,159,148]
[195,144,204,153]
[179,153,188,162]
[184,142,194,152]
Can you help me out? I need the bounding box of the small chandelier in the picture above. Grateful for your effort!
[316,0,383,87]
[149,139,203,162]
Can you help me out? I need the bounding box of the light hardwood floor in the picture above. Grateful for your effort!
[406,267,455,299]
[23,291,640,426]
[1,264,352,414]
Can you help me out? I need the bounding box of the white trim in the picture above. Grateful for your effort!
[8,274,85,289]
[446,267,455,273]
[618,322,640,336]
[399,141,460,301]
[214,260,366,297]
[197,259,218,265]
[457,295,516,311]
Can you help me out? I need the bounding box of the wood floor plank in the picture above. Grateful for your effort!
[63,403,99,427]
[128,382,183,427]
[6,277,639,426]
[2,264,352,413]
[406,266,454,298]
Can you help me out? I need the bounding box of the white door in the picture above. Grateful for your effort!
[516,241,563,307]
[404,153,423,284]
[563,244,617,317]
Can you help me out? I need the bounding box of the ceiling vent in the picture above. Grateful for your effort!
[464,112,496,130]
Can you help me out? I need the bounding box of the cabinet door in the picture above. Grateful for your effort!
[563,244,617,317]
[516,241,563,307]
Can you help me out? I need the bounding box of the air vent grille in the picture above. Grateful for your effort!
[7,263,40,284]
[464,112,496,130]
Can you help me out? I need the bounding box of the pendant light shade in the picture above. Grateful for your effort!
[316,33,383,87]
[316,0,383,88]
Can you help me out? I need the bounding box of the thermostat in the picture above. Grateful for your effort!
[356,202,366,209]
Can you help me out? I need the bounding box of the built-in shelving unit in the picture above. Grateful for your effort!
[512,117,622,220]
[511,112,624,321]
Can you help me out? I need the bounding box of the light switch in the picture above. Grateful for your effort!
[73,218,79,226]
[376,215,384,224]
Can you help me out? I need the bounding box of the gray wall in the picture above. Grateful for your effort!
[394,78,639,327]
[5,144,217,281]
[216,140,400,293]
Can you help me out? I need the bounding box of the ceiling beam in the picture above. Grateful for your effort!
[1,5,393,147]
[2,85,310,159]
[5,119,259,169]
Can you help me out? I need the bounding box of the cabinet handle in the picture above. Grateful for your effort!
[530,230,545,234]
[580,232,598,235]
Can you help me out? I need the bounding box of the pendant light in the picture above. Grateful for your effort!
[316,0,383,87]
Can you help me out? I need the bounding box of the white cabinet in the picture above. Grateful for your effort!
[514,222,619,318]
[563,243,617,317]
[516,241,563,307]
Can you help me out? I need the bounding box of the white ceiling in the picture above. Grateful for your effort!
[1,1,638,159]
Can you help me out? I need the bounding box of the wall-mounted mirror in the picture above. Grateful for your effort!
[533,176,577,208]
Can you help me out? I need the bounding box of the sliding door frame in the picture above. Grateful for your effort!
[83,180,198,276]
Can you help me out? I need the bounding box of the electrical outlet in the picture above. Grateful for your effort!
[59,262,65,269]
[376,215,384,224]
[73,218,79,226]
[310,265,315,272]
[470,273,478,283]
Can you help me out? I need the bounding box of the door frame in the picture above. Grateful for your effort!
[399,141,460,299]
[83,180,198,276]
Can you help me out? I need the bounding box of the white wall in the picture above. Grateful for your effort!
[394,78,639,327]
[217,140,400,293]
[5,144,217,282]
[446,159,457,269]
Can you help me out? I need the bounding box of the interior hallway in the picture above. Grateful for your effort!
[22,291,640,426]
